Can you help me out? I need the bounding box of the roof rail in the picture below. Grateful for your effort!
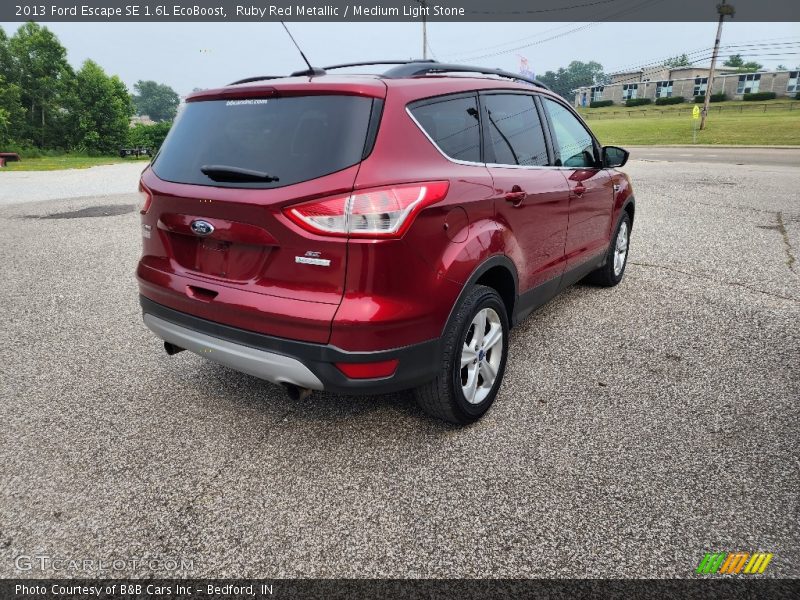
[382,61,550,90]
[228,61,433,86]
[227,60,551,90]
[322,59,436,71]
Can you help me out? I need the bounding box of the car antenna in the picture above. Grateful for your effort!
[281,22,326,77]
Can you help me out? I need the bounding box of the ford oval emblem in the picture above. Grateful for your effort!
[190,220,214,236]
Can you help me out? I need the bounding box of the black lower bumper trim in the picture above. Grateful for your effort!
[140,296,441,395]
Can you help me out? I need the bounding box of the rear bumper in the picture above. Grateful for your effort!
[140,296,441,395]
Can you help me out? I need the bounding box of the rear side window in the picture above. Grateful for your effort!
[409,96,481,163]
[542,98,597,168]
[482,94,549,167]
[153,95,375,188]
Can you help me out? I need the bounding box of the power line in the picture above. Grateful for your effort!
[469,0,626,15]
[444,22,595,61]
[606,41,800,77]
[453,0,661,62]
[445,0,652,61]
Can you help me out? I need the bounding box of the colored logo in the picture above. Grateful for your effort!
[696,552,773,574]
[190,220,214,236]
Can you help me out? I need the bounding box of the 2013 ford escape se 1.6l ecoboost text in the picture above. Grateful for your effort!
[137,61,635,424]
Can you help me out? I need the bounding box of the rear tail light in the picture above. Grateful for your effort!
[138,182,153,214]
[284,181,449,238]
[335,359,399,379]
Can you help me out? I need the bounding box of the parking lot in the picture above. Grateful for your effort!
[1,149,798,578]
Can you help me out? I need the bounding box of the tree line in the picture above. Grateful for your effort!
[0,23,179,155]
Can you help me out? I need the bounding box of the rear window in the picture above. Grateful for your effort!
[409,96,481,163]
[152,95,376,188]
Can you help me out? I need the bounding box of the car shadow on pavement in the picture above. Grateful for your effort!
[197,361,468,432]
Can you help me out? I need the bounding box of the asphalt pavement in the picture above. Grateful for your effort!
[1,151,798,578]
[629,145,800,167]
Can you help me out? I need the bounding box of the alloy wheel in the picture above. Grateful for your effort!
[613,221,629,276]
[459,307,504,405]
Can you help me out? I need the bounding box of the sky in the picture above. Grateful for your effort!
[1,20,798,96]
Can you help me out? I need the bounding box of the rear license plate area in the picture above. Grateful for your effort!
[196,239,231,277]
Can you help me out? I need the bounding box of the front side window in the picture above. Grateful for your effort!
[409,95,481,163]
[481,94,549,167]
[542,98,597,169]
[622,84,638,100]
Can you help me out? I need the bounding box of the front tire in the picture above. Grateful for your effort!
[585,212,631,287]
[414,285,509,424]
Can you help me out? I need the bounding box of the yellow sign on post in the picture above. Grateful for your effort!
[691,105,700,144]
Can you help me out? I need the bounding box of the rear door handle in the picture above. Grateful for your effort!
[572,183,586,197]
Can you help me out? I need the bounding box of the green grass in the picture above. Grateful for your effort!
[586,111,800,146]
[577,98,797,117]
[1,154,150,171]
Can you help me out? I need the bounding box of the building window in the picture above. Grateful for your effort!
[622,84,638,100]
[693,77,708,97]
[591,86,604,102]
[788,71,799,93]
[656,80,674,98]
[737,73,761,94]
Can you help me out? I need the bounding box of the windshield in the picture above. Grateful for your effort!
[152,95,376,188]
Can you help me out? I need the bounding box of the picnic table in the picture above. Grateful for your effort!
[118,147,152,158]
[0,152,20,167]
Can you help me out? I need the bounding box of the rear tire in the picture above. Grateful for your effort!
[584,212,631,287]
[414,285,509,424]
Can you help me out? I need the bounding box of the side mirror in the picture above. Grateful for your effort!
[602,146,629,168]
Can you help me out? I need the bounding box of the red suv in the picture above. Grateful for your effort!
[137,61,634,424]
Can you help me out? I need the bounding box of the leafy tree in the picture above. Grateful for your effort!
[132,80,180,122]
[7,22,74,148]
[538,61,606,100]
[0,27,12,81]
[664,54,692,67]
[128,121,172,152]
[67,60,134,154]
[724,54,744,67]
[723,54,763,72]
[0,75,25,148]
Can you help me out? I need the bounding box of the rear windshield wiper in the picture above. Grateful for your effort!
[201,165,279,183]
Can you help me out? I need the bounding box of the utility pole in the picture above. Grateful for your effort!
[416,0,428,59]
[700,1,735,130]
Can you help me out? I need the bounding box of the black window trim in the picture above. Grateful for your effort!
[361,98,385,160]
[406,88,604,171]
[406,91,485,165]
[477,89,553,168]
